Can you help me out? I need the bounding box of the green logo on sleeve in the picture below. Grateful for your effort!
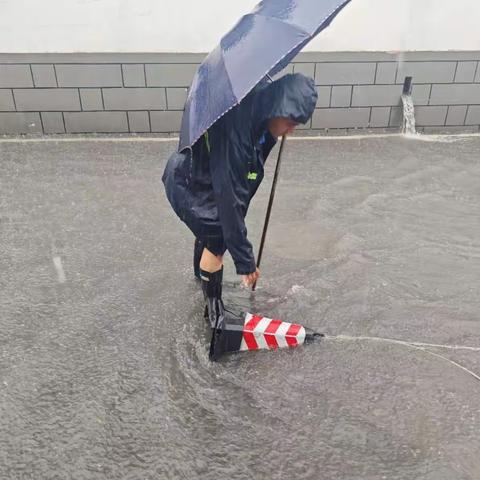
[247,171,257,180]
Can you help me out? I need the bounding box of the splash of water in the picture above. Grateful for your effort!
[53,256,66,283]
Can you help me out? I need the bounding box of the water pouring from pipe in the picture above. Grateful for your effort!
[401,76,416,135]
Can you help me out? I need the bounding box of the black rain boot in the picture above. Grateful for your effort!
[200,267,223,322]
[200,267,225,361]
[193,238,204,280]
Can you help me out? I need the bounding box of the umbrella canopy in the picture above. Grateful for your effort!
[178,0,352,151]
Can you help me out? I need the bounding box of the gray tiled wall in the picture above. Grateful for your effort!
[0,51,479,135]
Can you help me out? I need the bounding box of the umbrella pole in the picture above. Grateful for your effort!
[252,135,287,291]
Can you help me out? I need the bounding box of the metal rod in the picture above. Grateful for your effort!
[252,135,287,291]
[403,76,413,95]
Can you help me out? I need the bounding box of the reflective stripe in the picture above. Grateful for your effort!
[204,131,211,153]
[240,314,307,351]
[252,317,272,350]
[242,313,263,350]
[285,323,302,347]
[263,319,282,349]
[274,321,291,348]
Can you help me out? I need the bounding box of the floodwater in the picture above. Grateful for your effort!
[1,134,480,479]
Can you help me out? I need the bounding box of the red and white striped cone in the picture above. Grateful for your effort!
[209,309,323,361]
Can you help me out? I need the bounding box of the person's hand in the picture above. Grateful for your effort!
[242,268,260,287]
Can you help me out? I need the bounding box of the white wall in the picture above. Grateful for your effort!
[1,0,479,53]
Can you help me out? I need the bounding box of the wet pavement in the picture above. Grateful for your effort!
[1,134,480,479]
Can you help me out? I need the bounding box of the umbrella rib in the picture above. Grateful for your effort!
[218,47,241,109]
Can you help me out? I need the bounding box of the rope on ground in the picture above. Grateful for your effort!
[326,334,480,383]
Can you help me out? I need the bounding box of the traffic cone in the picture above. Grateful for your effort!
[209,307,323,361]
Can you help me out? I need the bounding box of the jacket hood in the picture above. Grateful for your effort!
[253,73,318,131]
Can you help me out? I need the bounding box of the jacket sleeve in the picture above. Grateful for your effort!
[208,119,257,275]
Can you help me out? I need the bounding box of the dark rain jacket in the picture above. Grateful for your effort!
[162,73,318,275]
